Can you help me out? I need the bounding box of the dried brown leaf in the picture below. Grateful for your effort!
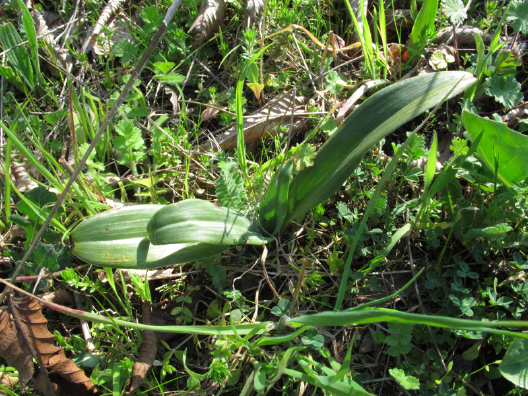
[504,103,528,128]
[200,92,306,151]
[30,8,72,76]
[336,80,388,125]
[188,0,226,47]
[88,0,134,55]
[125,301,158,395]
[201,107,221,121]
[11,161,39,193]
[40,289,74,306]
[0,296,99,396]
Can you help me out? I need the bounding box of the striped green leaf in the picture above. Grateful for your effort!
[259,161,294,235]
[147,199,273,246]
[71,205,227,269]
[283,71,476,227]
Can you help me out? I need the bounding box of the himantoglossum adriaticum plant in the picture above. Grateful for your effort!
[64,70,528,392]
[71,71,476,269]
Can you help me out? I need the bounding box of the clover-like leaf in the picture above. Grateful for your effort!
[487,74,523,109]
[113,119,147,166]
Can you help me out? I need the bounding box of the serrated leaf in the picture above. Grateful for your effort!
[215,156,247,211]
[389,368,420,390]
[442,0,467,24]
[291,144,316,171]
[141,6,164,33]
[154,73,186,85]
[326,71,347,95]
[487,74,522,109]
[506,0,528,34]
[113,119,147,166]
[206,262,226,291]
[429,50,448,70]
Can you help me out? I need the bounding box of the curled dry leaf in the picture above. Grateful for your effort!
[87,0,134,55]
[200,92,307,151]
[11,161,39,193]
[30,8,72,76]
[125,301,158,395]
[0,370,19,391]
[246,0,264,26]
[40,289,74,306]
[504,103,528,129]
[0,296,99,395]
[188,0,226,47]
[201,106,221,121]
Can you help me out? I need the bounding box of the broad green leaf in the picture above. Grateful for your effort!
[147,199,273,246]
[464,223,513,242]
[254,367,266,393]
[462,111,528,186]
[284,71,476,227]
[500,338,528,388]
[71,205,228,269]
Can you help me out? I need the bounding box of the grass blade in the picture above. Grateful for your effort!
[16,0,41,90]
[406,0,439,66]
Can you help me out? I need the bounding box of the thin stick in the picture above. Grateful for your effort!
[290,258,308,317]
[0,0,184,305]
[261,245,281,300]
